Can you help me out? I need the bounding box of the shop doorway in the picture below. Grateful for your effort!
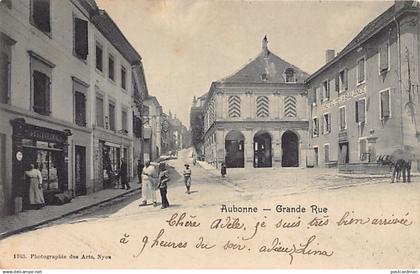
[282,131,299,167]
[339,142,349,164]
[75,146,86,196]
[254,131,272,168]
[225,130,244,168]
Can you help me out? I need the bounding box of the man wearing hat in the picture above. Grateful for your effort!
[183,164,192,194]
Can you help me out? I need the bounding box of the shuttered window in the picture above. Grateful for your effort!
[0,52,10,104]
[339,106,346,130]
[96,96,104,127]
[108,55,114,80]
[96,43,103,71]
[323,113,331,134]
[322,80,330,101]
[380,89,390,119]
[33,70,50,115]
[108,102,116,130]
[312,118,319,137]
[122,109,128,131]
[31,0,51,33]
[75,91,86,127]
[121,66,126,90]
[357,58,365,84]
[74,18,88,60]
[339,69,348,92]
[379,43,389,72]
[355,99,366,123]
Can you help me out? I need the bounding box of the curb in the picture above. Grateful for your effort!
[0,187,140,240]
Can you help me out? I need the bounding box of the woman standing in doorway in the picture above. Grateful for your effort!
[25,163,45,209]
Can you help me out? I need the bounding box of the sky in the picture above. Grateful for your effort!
[95,0,394,126]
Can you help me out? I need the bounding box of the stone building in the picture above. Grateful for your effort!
[307,1,420,172]
[190,94,207,158]
[203,37,310,168]
[0,0,147,216]
[143,96,162,162]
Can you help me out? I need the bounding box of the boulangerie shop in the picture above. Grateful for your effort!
[11,118,71,209]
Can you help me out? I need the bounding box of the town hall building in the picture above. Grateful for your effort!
[203,37,310,168]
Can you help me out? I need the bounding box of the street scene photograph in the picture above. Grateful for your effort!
[0,0,419,271]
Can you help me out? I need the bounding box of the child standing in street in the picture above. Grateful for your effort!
[183,164,192,194]
[158,170,170,209]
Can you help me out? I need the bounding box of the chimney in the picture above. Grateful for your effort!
[325,49,335,64]
[262,35,269,57]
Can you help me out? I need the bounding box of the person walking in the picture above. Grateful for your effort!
[119,159,130,190]
[24,163,45,210]
[183,164,192,194]
[221,162,227,178]
[139,161,157,207]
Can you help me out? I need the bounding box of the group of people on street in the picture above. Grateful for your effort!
[138,160,197,209]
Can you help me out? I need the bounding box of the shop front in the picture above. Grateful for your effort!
[11,118,71,209]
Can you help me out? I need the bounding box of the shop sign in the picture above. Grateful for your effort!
[24,127,65,143]
[322,85,367,111]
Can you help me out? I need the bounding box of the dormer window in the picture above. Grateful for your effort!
[285,68,295,83]
[261,73,268,81]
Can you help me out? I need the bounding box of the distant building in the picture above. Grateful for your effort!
[143,96,162,161]
[190,94,206,157]
[307,1,420,172]
[203,37,310,168]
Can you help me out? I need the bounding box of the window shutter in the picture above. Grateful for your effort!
[33,0,51,33]
[33,71,47,114]
[355,101,359,122]
[0,52,9,104]
[381,91,390,118]
[320,85,324,101]
[75,18,89,59]
[380,43,389,72]
[358,59,365,83]
[45,76,51,114]
[358,99,365,123]
[327,114,331,133]
[344,69,348,90]
[335,73,340,93]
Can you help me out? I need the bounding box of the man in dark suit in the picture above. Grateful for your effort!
[120,159,130,190]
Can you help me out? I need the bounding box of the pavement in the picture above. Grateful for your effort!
[0,181,141,240]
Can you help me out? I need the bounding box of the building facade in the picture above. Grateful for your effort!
[203,37,310,168]
[143,96,162,162]
[190,94,206,158]
[307,1,420,172]
[0,0,148,216]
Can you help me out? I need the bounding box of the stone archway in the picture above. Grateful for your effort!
[254,131,272,168]
[225,130,244,168]
[282,130,299,167]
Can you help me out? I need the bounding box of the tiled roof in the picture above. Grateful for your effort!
[91,10,141,65]
[220,50,309,84]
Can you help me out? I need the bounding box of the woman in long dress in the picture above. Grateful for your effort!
[139,161,157,207]
[25,163,45,209]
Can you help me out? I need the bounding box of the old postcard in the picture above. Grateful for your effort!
[0,0,419,271]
